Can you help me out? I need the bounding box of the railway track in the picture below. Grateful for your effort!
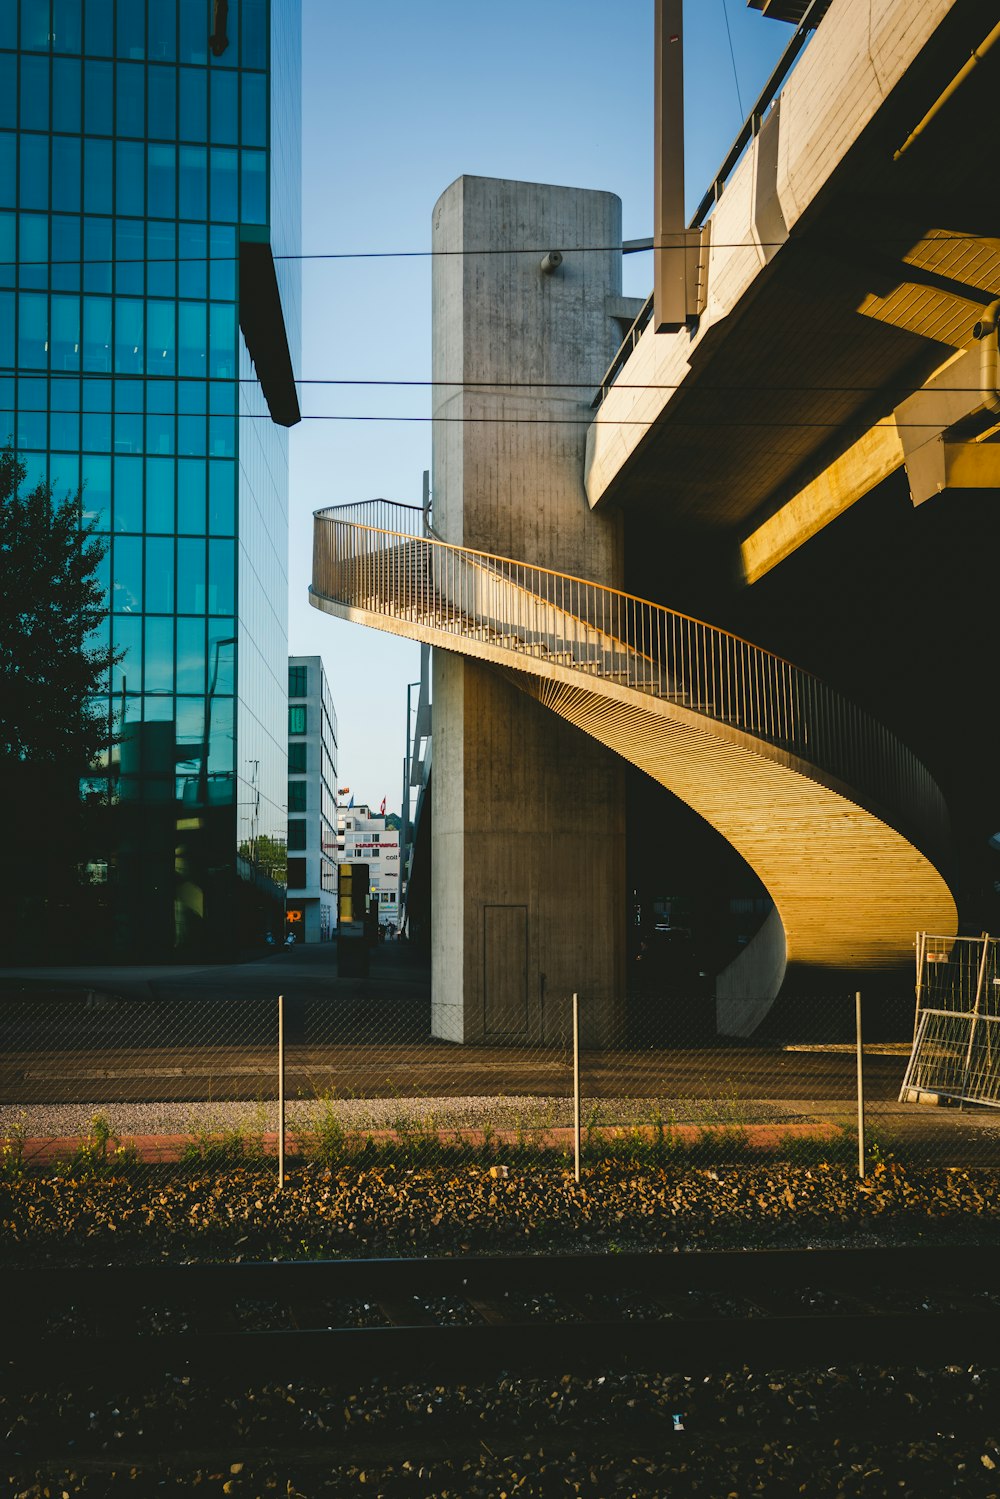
[6,1244,1000,1386]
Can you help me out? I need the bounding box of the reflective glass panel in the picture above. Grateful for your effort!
[177,147,207,220]
[80,453,111,527]
[0,56,15,130]
[241,71,266,147]
[240,150,266,225]
[146,456,175,532]
[178,0,208,64]
[112,616,143,691]
[17,291,48,368]
[206,458,233,536]
[116,0,144,60]
[176,616,205,693]
[19,135,49,212]
[18,213,47,290]
[83,216,112,294]
[52,0,82,54]
[208,539,235,615]
[148,0,177,63]
[113,454,142,531]
[115,219,144,295]
[177,458,206,532]
[116,62,144,136]
[177,537,205,612]
[179,67,207,140]
[145,538,175,614]
[147,220,176,297]
[210,68,237,144]
[177,220,207,298]
[112,535,142,612]
[82,295,111,371]
[147,144,176,219]
[51,136,81,214]
[114,298,143,374]
[242,0,267,69]
[50,213,80,292]
[115,140,144,217]
[207,621,235,693]
[51,57,82,132]
[144,616,174,692]
[20,54,50,132]
[83,138,112,214]
[148,65,177,140]
[50,293,81,371]
[83,59,113,135]
[210,148,238,222]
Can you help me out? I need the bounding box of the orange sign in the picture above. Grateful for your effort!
[286,909,303,923]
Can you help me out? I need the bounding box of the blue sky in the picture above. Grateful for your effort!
[288,0,795,811]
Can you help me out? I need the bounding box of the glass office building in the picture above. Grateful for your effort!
[0,0,301,959]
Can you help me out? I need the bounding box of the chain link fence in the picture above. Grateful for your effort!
[4,952,1000,1180]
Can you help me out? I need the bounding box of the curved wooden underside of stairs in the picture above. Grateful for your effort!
[311,504,958,983]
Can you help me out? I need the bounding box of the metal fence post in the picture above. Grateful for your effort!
[855,991,865,1180]
[278,994,285,1190]
[572,992,581,1184]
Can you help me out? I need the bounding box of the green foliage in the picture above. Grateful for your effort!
[50,1113,140,1179]
[179,1104,272,1170]
[0,1112,28,1181]
[0,445,119,767]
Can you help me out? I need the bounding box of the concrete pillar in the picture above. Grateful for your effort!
[430,176,628,1046]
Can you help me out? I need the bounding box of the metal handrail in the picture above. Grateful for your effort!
[312,501,950,870]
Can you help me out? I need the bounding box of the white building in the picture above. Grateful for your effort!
[286,657,339,942]
[337,802,400,931]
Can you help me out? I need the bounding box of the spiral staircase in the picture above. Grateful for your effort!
[310,501,957,1005]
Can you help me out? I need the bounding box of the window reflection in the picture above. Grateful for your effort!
[177,538,205,612]
[177,458,206,533]
[112,536,142,612]
[52,137,81,213]
[112,614,142,683]
[144,616,174,693]
[145,537,176,614]
[177,617,206,694]
[51,215,81,293]
[113,455,142,531]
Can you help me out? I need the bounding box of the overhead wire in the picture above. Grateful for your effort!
[0,229,996,269]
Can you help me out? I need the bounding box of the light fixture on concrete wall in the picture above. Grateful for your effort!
[539,251,563,274]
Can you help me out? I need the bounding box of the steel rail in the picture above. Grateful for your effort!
[6,1246,1000,1386]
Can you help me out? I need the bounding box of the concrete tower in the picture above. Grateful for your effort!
[430,176,632,1045]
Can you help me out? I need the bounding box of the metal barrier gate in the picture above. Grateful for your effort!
[900,934,1000,1107]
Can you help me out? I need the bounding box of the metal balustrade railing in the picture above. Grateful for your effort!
[312,501,950,870]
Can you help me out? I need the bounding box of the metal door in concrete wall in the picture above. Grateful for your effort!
[484,904,528,1039]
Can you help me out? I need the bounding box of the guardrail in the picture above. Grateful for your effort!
[592,0,826,410]
[312,501,950,871]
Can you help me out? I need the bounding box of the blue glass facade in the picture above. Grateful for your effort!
[1,0,300,958]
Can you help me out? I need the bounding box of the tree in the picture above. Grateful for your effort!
[1,446,118,956]
[1,445,117,766]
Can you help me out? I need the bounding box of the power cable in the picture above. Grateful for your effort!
[3,371,995,397]
[3,407,972,428]
[722,0,745,122]
[0,231,994,268]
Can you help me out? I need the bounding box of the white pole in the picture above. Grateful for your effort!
[572,992,581,1184]
[855,991,865,1180]
[278,993,285,1190]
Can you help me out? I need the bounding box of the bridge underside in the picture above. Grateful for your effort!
[587,0,1000,585]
